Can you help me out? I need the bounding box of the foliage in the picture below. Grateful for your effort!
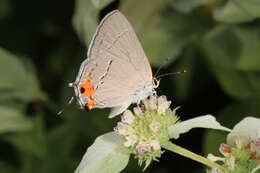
[0,0,260,172]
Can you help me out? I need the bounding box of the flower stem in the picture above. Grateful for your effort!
[162,141,227,171]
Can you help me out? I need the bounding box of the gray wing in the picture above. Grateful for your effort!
[76,10,154,117]
[87,10,153,83]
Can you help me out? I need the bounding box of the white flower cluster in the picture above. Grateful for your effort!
[114,95,178,169]
[208,117,260,173]
[210,138,260,173]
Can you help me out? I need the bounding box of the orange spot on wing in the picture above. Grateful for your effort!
[80,76,94,97]
[87,99,96,110]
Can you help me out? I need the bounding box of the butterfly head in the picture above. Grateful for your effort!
[68,77,96,111]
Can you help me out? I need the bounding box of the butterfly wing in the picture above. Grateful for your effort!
[88,10,153,82]
[75,10,154,117]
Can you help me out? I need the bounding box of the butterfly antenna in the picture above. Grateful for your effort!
[57,96,75,115]
[154,57,170,77]
[156,69,187,79]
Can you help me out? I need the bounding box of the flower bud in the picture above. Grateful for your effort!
[149,121,161,133]
[150,139,160,150]
[121,110,135,124]
[114,122,134,136]
[157,95,171,115]
[133,106,142,116]
[124,135,138,147]
[219,143,230,156]
[137,144,151,155]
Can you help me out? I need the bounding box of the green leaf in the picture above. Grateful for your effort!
[0,0,13,20]
[72,0,119,46]
[172,0,216,13]
[213,0,260,23]
[203,25,241,68]
[234,26,260,71]
[227,117,260,146]
[29,124,80,173]
[119,0,171,66]
[211,67,255,99]
[72,0,99,46]
[120,0,211,66]
[120,1,177,66]
[90,0,115,9]
[0,106,32,134]
[0,47,46,102]
[4,116,47,158]
[75,132,130,173]
[168,115,231,139]
[0,162,17,173]
[203,26,260,100]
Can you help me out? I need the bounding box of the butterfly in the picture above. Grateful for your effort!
[69,10,159,118]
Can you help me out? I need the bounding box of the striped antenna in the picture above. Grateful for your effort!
[156,69,187,79]
[57,96,75,115]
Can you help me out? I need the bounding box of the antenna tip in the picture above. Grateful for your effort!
[57,109,64,115]
[68,82,74,87]
[183,69,187,73]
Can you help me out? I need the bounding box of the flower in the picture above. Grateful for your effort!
[251,138,260,158]
[226,155,235,170]
[150,139,160,150]
[142,95,157,110]
[136,144,151,155]
[149,121,161,132]
[124,135,138,147]
[121,110,135,124]
[211,168,223,173]
[208,117,260,173]
[229,135,251,149]
[133,106,142,116]
[157,95,171,115]
[147,95,157,110]
[219,144,230,156]
[138,136,148,145]
[114,122,134,136]
[227,117,260,147]
[113,95,179,169]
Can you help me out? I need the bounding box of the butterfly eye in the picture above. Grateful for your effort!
[80,87,85,94]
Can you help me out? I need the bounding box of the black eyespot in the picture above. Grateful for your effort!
[80,87,85,93]
[84,105,90,111]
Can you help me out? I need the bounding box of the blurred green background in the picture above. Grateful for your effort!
[1,0,260,172]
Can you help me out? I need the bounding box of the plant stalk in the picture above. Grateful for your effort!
[162,141,227,171]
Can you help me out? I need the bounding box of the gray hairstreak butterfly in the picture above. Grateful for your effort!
[69,10,159,118]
